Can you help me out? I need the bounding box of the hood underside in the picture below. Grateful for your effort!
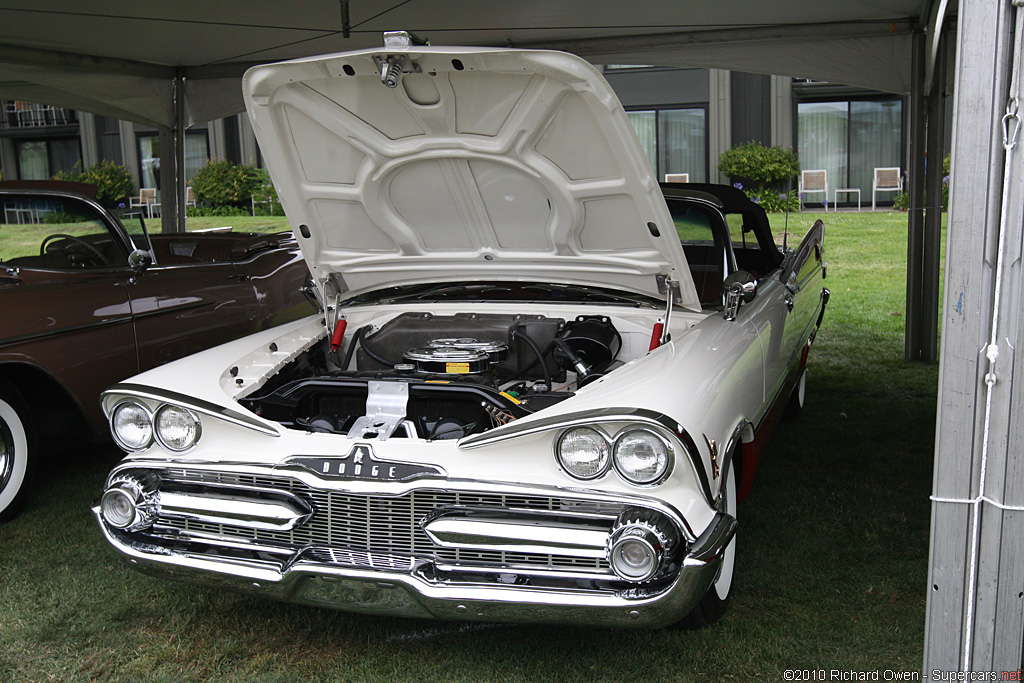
[243,45,700,310]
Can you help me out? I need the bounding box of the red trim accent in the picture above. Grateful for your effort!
[738,438,758,502]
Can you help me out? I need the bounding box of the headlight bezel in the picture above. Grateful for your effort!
[612,427,674,486]
[110,400,155,452]
[154,404,202,453]
[554,424,677,487]
[554,426,612,480]
[109,399,203,454]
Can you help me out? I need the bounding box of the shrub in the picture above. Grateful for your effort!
[889,154,950,212]
[53,160,134,208]
[742,186,801,213]
[190,159,263,207]
[718,142,800,187]
[892,191,910,210]
[250,168,285,216]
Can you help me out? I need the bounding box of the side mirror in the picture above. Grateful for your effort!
[128,249,152,270]
[723,271,757,321]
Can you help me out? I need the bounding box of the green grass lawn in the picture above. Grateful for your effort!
[0,210,938,682]
[184,215,290,233]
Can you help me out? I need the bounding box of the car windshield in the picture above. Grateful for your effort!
[1,194,127,269]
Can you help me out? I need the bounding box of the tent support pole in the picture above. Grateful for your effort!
[158,70,187,234]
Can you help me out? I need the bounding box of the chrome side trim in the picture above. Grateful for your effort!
[460,406,714,508]
[103,383,280,437]
[1,315,133,348]
[682,512,737,566]
[430,563,613,582]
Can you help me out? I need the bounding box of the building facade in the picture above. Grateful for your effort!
[0,68,909,209]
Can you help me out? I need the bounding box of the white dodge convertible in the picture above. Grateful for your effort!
[94,33,828,629]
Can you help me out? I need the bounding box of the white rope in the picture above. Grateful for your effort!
[930,494,1024,512]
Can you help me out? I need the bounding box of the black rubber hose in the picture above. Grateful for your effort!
[503,340,556,383]
[357,330,398,368]
[512,328,552,392]
[340,325,370,371]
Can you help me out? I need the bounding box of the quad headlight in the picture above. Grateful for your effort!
[111,401,153,451]
[555,425,674,486]
[155,405,201,452]
[555,427,611,479]
[613,428,672,485]
[110,401,202,453]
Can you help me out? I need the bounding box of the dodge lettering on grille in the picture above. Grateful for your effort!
[282,445,444,481]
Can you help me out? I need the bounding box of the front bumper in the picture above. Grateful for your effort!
[93,469,734,628]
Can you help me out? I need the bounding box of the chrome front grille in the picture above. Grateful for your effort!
[157,468,618,573]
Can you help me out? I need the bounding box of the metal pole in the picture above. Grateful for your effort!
[922,31,949,362]
[906,31,928,361]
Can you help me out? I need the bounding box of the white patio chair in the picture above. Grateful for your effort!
[130,188,158,218]
[872,167,903,210]
[799,170,828,211]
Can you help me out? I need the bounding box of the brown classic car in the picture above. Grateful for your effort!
[0,181,314,520]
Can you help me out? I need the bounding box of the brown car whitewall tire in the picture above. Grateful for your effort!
[0,380,34,522]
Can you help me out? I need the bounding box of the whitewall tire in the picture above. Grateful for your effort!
[677,461,736,628]
[0,382,33,522]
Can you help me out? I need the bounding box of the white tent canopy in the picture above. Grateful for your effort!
[0,1,930,128]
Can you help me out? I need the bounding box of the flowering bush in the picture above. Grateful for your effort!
[744,187,800,213]
[719,142,800,212]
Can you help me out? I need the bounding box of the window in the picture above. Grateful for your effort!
[797,98,903,205]
[627,107,707,182]
[137,131,210,195]
[2,194,126,268]
[15,138,82,180]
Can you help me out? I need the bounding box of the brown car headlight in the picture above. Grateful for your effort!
[613,428,672,485]
[555,427,611,480]
[111,401,153,452]
[155,405,201,452]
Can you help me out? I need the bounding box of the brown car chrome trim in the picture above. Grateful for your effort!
[1,315,133,347]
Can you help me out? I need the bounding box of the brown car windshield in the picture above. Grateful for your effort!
[1,194,128,269]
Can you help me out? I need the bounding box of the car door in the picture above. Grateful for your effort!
[125,258,262,372]
[761,220,826,404]
[0,191,139,431]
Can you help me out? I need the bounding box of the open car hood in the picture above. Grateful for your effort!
[243,45,700,310]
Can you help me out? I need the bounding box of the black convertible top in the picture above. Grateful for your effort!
[661,182,785,270]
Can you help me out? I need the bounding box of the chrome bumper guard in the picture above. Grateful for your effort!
[93,501,735,628]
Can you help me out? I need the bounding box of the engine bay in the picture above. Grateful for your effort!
[242,312,626,441]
